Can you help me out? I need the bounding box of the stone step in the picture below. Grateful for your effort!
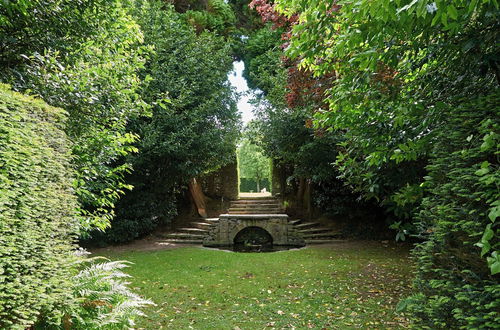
[305,239,346,244]
[301,232,340,239]
[294,222,319,228]
[164,233,205,239]
[228,208,282,212]
[237,197,277,201]
[177,227,208,233]
[232,199,279,203]
[190,222,214,228]
[220,214,288,219]
[227,210,282,214]
[205,218,219,222]
[160,239,203,244]
[229,203,281,207]
[230,204,280,207]
[229,204,281,209]
[298,227,332,233]
[228,207,282,212]
[230,208,280,211]
[233,201,278,204]
[289,219,302,225]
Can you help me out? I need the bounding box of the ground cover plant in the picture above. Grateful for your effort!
[96,243,412,329]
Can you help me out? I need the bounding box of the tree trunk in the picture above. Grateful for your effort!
[188,178,208,218]
[304,179,312,220]
[256,179,260,192]
[296,177,306,209]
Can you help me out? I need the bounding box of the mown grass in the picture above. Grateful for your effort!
[96,241,413,329]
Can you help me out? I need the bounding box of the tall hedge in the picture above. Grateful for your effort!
[0,85,78,328]
[408,93,500,328]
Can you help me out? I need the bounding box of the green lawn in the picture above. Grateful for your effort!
[96,242,413,329]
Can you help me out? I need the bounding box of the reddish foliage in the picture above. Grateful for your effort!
[249,0,297,29]
[285,58,336,110]
[249,0,398,119]
[373,62,401,95]
[249,0,336,117]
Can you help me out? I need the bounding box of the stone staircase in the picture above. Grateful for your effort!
[160,196,342,245]
[289,219,342,244]
[160,218,219,244]
[227,197,283,214]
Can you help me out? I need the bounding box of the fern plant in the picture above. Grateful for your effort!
[69,256,155,329]
[35,250,155,329]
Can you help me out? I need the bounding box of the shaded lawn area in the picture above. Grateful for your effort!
[95,241,413,329]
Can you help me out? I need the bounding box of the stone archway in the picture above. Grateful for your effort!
[203,214,305,247]
[233,226,273,250]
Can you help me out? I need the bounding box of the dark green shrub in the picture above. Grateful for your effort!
[313,179,390,239]
[87,185,178,245]
[0,84,78,327]
[407,94,500,328]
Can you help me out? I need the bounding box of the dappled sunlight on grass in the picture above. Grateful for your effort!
[97,242,412,329]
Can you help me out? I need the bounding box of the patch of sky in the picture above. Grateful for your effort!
[228,61,255,124]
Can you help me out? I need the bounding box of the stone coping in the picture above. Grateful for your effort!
[219,214,288,219]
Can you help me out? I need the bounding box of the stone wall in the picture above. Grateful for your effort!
[199,161,239,200]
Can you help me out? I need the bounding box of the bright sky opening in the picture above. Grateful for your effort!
[228,61,255,124]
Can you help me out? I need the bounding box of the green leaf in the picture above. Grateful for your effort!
[475,168,489,176]
[468,0,480,14]
[396,298,409,312]
[480,132,496,151]
[490,260,500,275]
[447,5,458,20]
[488,206,500,221]
[487,251,500,275]
[440,12,448,26]
[416,0,427,17]
[431,12,441,26]
[482,224,494,241]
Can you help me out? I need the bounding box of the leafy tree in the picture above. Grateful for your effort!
[182,0,237,34]
[94,0,241,243]
[0,0,98,68]
[265,0,500,326]
[0,0,151,233]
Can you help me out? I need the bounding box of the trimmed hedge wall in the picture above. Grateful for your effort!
[240,178,270,193]
[0,85,78,328]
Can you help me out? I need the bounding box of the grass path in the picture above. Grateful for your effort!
[96,241,412,329]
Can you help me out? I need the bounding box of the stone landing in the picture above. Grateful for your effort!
[202,214,305,247]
